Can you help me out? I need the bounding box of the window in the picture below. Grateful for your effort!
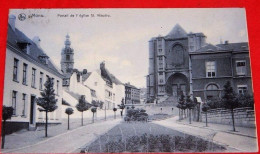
[205,84,220,100]
[39,72,43,90]
[31,68,36,88]
[22,63,28,85]
[13,58,19,81]
[236,60,246,75]
[160,79,163,83]
[206,61,216,77]
[22,93,26,116]
[238,85,248,95]
[12,91,17,115]
[158,49,162,52]
[159,72,163,75]
[66,55,70,61]
[56,80,59,95]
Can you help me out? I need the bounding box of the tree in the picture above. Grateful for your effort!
[91,107,97,123]
[176,93,186,120]
[118,98,125,117]
[186,95,195,124]
[76,95,91,126]
[202,102,210,127]
[1,106,13,149]
[222,81,238,131]
[113,108,117,119]
[65,108,74,130]
[37,78,58,137]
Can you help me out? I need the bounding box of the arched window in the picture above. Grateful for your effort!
[205,83,220,100]
[172,44,184,65]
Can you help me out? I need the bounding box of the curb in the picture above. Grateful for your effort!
[176,121,257,139]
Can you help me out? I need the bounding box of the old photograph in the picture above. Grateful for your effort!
[1,8,257,153]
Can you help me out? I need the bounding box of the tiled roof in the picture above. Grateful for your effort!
[6,24,63,77]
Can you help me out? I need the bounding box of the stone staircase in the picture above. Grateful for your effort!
[157,96,178,107]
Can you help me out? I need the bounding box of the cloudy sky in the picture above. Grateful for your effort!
[9,9,248,88]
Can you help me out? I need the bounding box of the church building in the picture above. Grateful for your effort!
[146,24,253,103]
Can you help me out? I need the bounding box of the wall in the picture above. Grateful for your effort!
[3,48,63,124]
[201,107,256,128]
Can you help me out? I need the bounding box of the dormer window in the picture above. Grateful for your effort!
[38,53,49,65]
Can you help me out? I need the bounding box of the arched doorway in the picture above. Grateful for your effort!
[166,73,189,99]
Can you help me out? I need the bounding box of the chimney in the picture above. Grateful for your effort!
[8,14,16,31]
[225,40,229,44]
[33,36,41,47]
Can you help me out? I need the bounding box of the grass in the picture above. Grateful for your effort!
[83,122,226,153]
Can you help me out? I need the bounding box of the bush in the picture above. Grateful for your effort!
[125,109,148,122]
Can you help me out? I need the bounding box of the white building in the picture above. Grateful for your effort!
[83,62,125,109]
[3,15,64,133]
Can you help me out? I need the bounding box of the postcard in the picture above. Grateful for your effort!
[1,8,257,153]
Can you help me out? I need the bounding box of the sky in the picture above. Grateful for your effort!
[9,9,248,88]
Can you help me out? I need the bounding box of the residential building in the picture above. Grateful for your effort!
[125,83,141,105]
[3,15,63,133]
[83,62,125,109]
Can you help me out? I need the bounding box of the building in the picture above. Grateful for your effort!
[140,88,147,104]
[190,41,252,101]
[125,83,141,105]
[3,15,64,133]
[83,62,125,109]
[146,24,253,103]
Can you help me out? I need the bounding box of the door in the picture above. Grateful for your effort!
[30,95,35,124]
[180,84,186,96]
[172,84,178,97]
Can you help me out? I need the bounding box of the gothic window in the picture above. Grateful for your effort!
[172,44,184,65]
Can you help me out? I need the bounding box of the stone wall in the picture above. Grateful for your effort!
[201,107,255,128]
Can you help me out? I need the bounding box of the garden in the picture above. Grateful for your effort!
[81,122,226,153]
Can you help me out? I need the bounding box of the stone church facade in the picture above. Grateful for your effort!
[146,24,253,103]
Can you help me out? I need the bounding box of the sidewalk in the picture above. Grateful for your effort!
[153,116,258,152]
[177,118,257,138]
[1,115,121,153]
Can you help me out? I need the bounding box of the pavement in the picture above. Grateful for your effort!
[1,118,122,153]
[153,116,258,152]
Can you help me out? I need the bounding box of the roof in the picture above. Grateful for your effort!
[125,83,139,89]
[216,42,249,51]
[193,43,227,52]
[192,42,249,53]
[100,64,123,85]
[82,72,92,82]
[165,24,187,39]
[188,32,206,37]
[7,24,63,77]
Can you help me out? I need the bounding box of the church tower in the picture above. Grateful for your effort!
[61,34,74,75]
